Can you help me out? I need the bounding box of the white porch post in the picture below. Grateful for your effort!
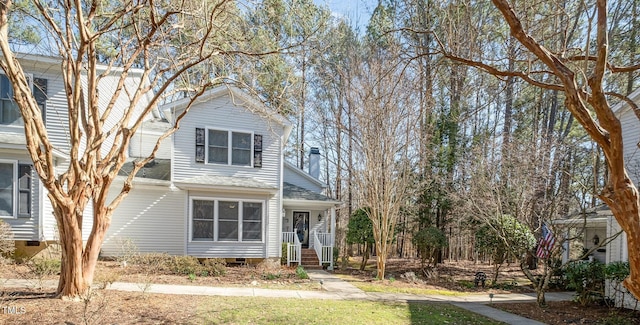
[329,206,336,270]
[562,229,570,265]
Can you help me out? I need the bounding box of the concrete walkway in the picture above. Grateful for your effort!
[2,272,574,325]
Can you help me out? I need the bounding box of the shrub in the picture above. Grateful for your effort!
[295,265,308,279]
[30,258,61,277]
[202,258,227,276]
[0,220,14,263]
[412,226,447,268]
[171,256,202,275]
[563,260,605,305]
[132,253,226,277]
[281,242,288,265]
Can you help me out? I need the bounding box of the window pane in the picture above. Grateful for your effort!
[208,147,228,164]
[0,100,22,126]
[242,222,262,241]
[209,130,228,146]
[232,132,251,149]
[193,200,214,220]
[218,221,238,241]
[0,75,11,99]
[232,148,251,166]
[192,220,213,240]
[192,200,214,240]
[0,163,14,216]
[242,202,262,241]
[243,202,262,221]
[218,201,238,241]
[208,130,228,164]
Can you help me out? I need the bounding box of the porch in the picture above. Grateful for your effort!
[282,230,334,269]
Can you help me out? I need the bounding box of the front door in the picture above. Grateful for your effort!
[293,211,309,248]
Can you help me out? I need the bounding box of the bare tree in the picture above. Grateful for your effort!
[348,46,419,280]
[430,0,640,300]
[0,0,279,299]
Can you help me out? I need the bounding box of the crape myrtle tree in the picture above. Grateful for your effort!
[0,0,288,299]
[427,0,640,300]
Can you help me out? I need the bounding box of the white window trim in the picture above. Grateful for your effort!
[0,159,18,219]
[204,128,254,167]
[189,196,265,243]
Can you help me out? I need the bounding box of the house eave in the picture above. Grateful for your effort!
[173,182,278,195]
[283,199,341,210]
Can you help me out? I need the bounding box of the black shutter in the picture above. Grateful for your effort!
[195,128,205,163]
[253,134,262,168]
[17,164,32,218]
[33,78,47,123]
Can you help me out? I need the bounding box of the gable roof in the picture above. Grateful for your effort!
[161,85,292,141]
[613,87,640,116]
[284,160,326,189]
[174,175,278,194]
[283,182,335,202]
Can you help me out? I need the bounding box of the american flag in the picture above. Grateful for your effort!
[536,223,556,259]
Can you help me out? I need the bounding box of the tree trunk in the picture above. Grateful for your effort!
[602,183,640,298]
[360,242,369,271]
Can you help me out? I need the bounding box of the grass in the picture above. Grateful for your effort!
[196,296,503,324]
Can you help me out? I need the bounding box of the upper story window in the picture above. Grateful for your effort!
[0,160,32,219]
[0,74,21,126]
[207,129,252,166]
[0,74,47,126]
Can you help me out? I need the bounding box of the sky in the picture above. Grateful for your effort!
[314,0,378,32]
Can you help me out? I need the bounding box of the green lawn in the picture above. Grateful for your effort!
[196,296,503,324]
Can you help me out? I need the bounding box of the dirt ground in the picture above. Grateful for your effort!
[2,258,640,324]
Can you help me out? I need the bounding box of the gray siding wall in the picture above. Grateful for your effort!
[620,108,640,185]
[173,96,285,259]
[284,163,323,193]
[101,183,186,256]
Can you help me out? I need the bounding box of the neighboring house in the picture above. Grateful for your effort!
[1,54,338,269]
[0,53,152,254]
[558,88,640,308]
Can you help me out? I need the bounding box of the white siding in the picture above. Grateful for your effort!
[619,108,640,185]
[101,184,186,256]
[129,131,172,159]
[284,163,324,193]
[173,96,284,187]
[173,95,285,259]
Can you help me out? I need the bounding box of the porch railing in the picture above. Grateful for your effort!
[312,231,333,265]
[282,231,301,266]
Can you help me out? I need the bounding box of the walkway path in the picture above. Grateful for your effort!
[2,271,574,325]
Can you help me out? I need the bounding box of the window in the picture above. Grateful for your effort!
[0,74,47,126]
[191,199,263,242]
[0,74,20,126]
[206,129,252,166]
[0,161,32,218]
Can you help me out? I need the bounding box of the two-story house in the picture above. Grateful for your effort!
[1,54,338,269]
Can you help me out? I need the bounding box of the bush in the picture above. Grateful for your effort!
[0,220,14,262]
[281,242,288,265]
[202,258,227,276]
[132,253,226,277]
[30,258,61,277]
[295,265,308,279]
[563,260,605,305]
